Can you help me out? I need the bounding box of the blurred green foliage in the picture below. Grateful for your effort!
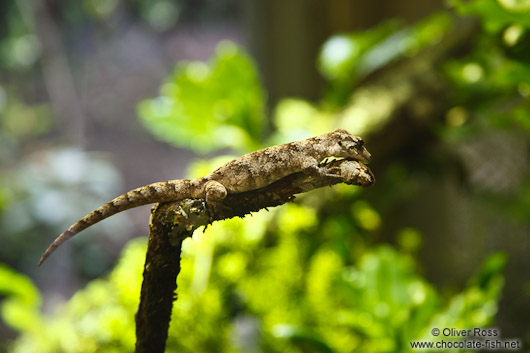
[0,147,125,273]
[444,0,530,131]
[2,0,529,351]
[0,1,40,71]
[2,212,505,352]
[0,93,53,163]
[444,0,530,222]
[0,264,42,333]
[318,13,451,107]
[138,41,267,154]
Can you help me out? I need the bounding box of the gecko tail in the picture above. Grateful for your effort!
[37,197,130,266]
[38,229,75,266]
[37,179,194,266]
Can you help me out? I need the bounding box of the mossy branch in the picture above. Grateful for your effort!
[134,159,374,353]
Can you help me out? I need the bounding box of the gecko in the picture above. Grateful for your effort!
[38,129,371,266]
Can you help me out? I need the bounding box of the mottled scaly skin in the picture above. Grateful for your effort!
[207,130,370,191]
[38,129,370,266]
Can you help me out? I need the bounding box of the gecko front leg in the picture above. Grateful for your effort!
[301,158,344,180]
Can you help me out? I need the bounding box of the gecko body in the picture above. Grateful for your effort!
[38,129,370,266]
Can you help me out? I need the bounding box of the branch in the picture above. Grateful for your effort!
[134,159,374,353]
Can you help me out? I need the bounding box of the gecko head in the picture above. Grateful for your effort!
[330,129,371,163]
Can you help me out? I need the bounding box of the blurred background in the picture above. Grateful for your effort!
[0,0,529,352]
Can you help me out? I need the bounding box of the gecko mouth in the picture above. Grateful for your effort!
[319,156,360,166]
[319,154,370,166]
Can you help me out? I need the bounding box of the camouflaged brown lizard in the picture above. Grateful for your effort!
[38,129,370,266]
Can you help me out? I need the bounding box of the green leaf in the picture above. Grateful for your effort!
[497,0,530,13]
[138,41,266,154]
[451,0,530,32]
[318,13,451,106]
[0,264,40,308]
[0,263,43,332]
[272,324,336,353]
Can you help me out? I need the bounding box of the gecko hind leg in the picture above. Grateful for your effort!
[204,180,228,220]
